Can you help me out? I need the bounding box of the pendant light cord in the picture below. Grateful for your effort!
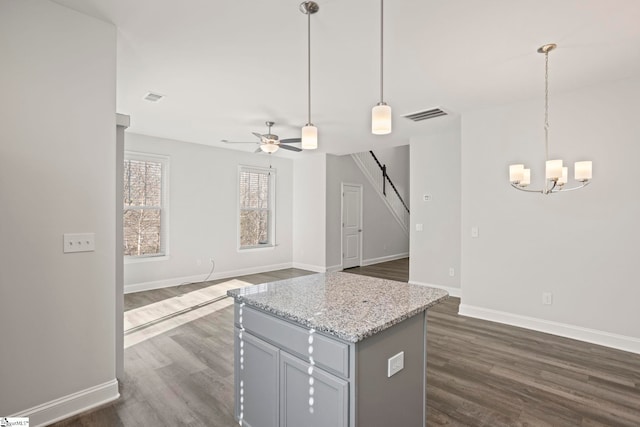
[379,0,384,104]
[544,50,549,163]
[307,7,312,125]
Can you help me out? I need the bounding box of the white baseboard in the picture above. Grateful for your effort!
[361,252,409,267]
[459,304,640,355]
[125,262,294,294]
[408,280,462,298]
[291,262,327,273]
[11,379,119,427]
[326,264,343,273]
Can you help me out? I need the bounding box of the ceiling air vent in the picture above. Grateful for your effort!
[143,92,165,102]
[403,107,447,122]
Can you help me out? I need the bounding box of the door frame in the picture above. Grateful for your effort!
[340,182,363,270]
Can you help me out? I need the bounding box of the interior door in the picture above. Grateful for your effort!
[342,184,362,269]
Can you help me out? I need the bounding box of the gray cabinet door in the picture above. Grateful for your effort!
[279,351,348,427]
[235,328,279,427]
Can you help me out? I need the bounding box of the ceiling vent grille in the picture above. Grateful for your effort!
[403,107,447,122]
[143,92,165,102]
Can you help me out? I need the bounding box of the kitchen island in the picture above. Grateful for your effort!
[227,272,448,427]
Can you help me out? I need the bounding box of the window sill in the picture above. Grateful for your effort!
[238,244,276,253]
[125,255,169,264]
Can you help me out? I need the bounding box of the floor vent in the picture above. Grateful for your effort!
[403,107,447,122]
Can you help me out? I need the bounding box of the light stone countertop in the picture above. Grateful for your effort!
[227,272,449,342]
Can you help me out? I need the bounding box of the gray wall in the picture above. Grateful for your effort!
[409,124,461,293]
[325,154,409,270]
[0,0,117,415]
[460,75,640,349]
[124,133,294,290]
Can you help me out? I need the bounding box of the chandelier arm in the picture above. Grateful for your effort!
[550,181,591,193]
[510,184,545,193]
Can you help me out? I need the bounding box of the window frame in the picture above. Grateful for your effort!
[237,165,276,251]
[123,151,170,262]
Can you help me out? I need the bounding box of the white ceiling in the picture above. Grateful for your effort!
[53,0,640,155]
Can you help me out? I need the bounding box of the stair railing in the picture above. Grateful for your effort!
[351,151,410,234]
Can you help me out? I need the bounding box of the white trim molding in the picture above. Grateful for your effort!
[291,262,327,273]
[362,252,408,267]
[125,262,294,294]
[459,304,640,355]
[11,379,119,427]
[326,264,343,273]
[408,280,462,298]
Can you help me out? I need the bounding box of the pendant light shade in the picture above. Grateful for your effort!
[372,103,391,134]
[301,124,318,149]
[300,2,319,149]
[372,0,391,135]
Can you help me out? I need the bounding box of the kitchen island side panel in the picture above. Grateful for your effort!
[355,312,426,427]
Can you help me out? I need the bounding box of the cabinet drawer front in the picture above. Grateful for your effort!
[237,305,350,378]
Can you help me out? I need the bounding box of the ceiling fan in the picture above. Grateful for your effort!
[222,121,302,153]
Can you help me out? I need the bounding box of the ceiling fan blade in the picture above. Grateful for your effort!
[278,144,302,152]
[222,140,259,144]
[254,147,263,153]
[252,132,265,141]
[279,138,302,144]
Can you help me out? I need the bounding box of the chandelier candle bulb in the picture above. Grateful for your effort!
[575,161,592,181]
[558,167,568,185]
[546,159,563,180]
[509,164,525,183]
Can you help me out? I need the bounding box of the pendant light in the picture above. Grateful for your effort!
[372,0,391,135]
[509,43,593,194]
[300,1,319,149]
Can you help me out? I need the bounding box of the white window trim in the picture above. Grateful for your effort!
[237,165,276,251]
[124,151,170,262]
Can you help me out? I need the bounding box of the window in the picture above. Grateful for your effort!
[239,166,275,249]
[124,152,168,258]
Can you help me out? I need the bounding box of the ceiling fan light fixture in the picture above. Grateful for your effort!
[372,103,391,134]
[260,143,279,154]
[301,124,317,149]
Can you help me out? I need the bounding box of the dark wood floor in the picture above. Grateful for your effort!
[53,259,640,426]
[343,256,409,282]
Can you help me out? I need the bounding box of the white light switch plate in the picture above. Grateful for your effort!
[387,351,404,377]
[416,223,423,232]
[63,233,95,253]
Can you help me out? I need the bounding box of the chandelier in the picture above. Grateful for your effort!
[509,43,592,194]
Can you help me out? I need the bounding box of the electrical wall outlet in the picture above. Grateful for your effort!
[449,267,455,277]
[387,351,404,377]
[63,233,95,253]
[542,292,553,305]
